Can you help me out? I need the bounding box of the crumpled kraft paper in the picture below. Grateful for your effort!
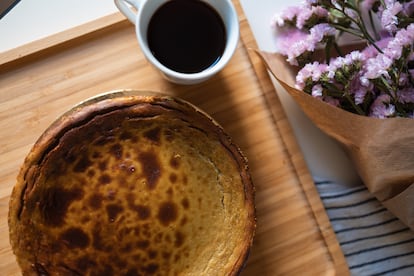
[258,51,414,230]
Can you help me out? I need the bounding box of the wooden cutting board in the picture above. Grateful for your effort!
[0,1,348,275]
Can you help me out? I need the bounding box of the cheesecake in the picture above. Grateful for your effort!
[8,91,255,276]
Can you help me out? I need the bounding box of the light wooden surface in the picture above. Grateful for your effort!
[0,2,348,275]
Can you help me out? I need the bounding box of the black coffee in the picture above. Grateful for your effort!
[147,0,226,74]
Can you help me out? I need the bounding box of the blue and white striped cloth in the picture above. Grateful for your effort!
[315,180,414,275]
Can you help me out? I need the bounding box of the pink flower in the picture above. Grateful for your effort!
[361,24,414,83]
[277,29,308,56]
[369,94,395,118]
[296,7,313,29]
[349,71,372,105]
[363,54,393,80]
[354,87,370,105]
[312,84,323,97]
[287,40,312,65]
[362,37,393,59]
[280,23,336,65]
[327,51,363,79]
[397,87,414,104]
[272,4,328,30]
[384,23,414,60]
[381,0,403,33]
[297,6,328,29]
[305,0,318,6]
[295,61,328,89]
[271,6,303,28]
[309,23,336,44]
[272,0,414,117]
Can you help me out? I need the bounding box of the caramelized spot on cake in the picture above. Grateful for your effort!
[125,268,139,276]
[60,227,90,249]
[120,243,132,253]
[170,155,181,169]
[87,169,96,177]
[127,194,151,220]
[134,205,151,220]
[90,265,113,276]
[106,204,123,222]
[181,198,190,209]
[180,216,188,226]
[98,161,107,171]
[136,240,150,249]
[169,173,177,183]
[110,143,123,160]
[64,149,77,164]
[174,231,185,248]
[138,151,161,190]
[148,250,158,259]
[88,193,103,210]
[99,174,111,185]
[73,155,92,173]
[162,251,171,260]
[143,127,161,144]
[92,152,102,159]
[81,215,90,224]
[164,129,174,142]
[157,201,178,226]
[40,187,83,227]
[142,263,159,275]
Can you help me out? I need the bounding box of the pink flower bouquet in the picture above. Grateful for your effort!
[259,0,414,229]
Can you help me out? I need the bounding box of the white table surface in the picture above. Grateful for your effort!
[0,0,361,187]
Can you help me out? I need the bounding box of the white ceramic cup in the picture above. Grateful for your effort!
[114,0,239,85]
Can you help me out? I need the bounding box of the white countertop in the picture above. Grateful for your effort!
[0,0,361,187]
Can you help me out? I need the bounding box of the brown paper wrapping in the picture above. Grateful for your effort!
[258,51,414,230]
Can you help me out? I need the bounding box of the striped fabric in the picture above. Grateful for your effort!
[315,180,414,275]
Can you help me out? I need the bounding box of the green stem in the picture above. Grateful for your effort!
[330,23,365,38]
[322,82,344,97]
[400,17,414,25]
[345,92,365,115]
[334,41,343,57]
[321,82,365,115]
[330,5,382,53]
[352,8,380,50]
[379,76,397,99]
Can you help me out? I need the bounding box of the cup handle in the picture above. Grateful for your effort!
[114,0,143,24]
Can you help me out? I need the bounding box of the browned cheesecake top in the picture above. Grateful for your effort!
[9,91,255,276]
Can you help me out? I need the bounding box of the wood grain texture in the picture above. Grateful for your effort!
[0,2,348,275]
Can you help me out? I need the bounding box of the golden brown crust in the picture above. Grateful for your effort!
[9,91,255,276]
